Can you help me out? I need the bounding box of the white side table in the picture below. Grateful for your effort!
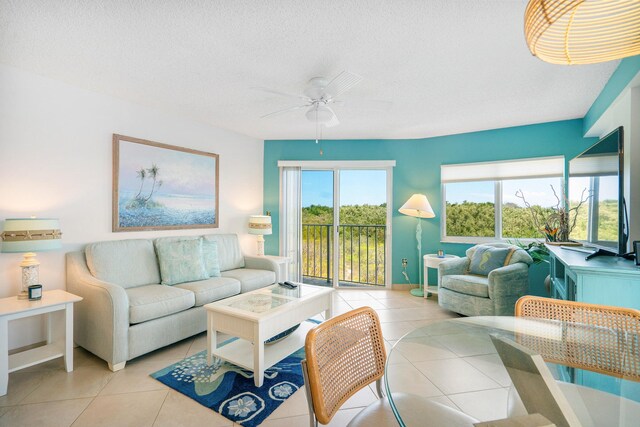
[0,289,82,396]
[263,255,290,282]
[423,254,460,299]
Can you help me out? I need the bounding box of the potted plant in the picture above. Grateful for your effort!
[515,185,590,244]
[511,239,553,295]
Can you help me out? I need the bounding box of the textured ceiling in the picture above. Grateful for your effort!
[0,0,619,140]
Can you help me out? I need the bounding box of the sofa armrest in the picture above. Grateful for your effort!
[438,257,470,283]
[66,251,130,367]
[487,263,529,300]
[244,256,281,280]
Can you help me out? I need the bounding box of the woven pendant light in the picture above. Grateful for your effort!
[525,0,640,65]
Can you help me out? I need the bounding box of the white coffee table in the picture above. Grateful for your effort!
[204,283,333,386]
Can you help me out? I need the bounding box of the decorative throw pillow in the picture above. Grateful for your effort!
[155,238,208,285]
[202,239,221,277]
[468,246,516,276]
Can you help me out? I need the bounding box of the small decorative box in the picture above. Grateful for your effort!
[28,284,42,301]
[437,249,445,258]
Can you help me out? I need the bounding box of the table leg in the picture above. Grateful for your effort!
[0,319,8,396]
[46,312,52,344]
[207,312,216,365]
[253,325,264,387]
[64,303,73,372]
[325,296,333,320]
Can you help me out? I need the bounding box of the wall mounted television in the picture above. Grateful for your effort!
[568,126,629,260]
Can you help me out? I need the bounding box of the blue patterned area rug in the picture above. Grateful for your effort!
[150,324,318,426]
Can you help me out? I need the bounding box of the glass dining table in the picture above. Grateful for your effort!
[384,316,640,427]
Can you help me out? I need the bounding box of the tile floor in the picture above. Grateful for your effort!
[0,289,511,427]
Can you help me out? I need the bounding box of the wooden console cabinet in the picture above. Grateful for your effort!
[547,244,640,309]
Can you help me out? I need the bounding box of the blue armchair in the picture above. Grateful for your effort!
[437,243,533,316]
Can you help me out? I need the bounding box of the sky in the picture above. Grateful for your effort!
[119,140,216,198]
[443,178,567,207]
[302,170,386,207]
[447,176,617,207]
[302,171,618,208]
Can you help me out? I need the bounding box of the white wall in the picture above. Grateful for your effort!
[0,65,265,349]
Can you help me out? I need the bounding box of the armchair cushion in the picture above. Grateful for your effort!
[468,245,515,275]
[441,275,489,298]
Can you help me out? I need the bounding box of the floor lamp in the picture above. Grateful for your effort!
[399,194,435,297]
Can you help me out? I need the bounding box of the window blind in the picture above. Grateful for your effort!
[441,156,564,183]
[569,154,617,177]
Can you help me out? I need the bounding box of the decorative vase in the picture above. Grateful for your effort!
[544,274,551,295]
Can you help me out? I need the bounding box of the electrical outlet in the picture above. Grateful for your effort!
[401,258,408,267]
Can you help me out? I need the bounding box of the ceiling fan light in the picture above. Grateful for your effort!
[524,0,640,65]
[306,105,334,123]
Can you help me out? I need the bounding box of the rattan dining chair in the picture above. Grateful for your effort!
[301,306,478,427]
[509,296,640,425]
[515,295,640,381]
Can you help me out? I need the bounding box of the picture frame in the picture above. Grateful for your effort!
[634,240,640,266]
[112,134,219,232]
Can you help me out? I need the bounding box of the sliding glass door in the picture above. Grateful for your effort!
[337,170,387,287]
[295,164,392,288]
[301,170,334,286]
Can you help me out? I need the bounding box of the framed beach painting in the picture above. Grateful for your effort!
[112,134,219,232]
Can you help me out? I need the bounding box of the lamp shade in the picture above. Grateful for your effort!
[525,0,640,65]
[398,194,435,219]
[1,218,62,253]
[248,215,272,235]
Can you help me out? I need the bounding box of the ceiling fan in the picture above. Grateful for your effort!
[254,71,366,128]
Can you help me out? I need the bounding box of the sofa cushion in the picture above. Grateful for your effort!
[126,285,195,324]
[86,239,160,288]
[202,240,222,277]
[155,239,209,286]
[222,268,276,293]
[441,275,490,298]
[468,245,515,276]
[175,277,241,306]
[203,234,245,271]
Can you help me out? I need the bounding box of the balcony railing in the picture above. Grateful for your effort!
[302,223,385,286]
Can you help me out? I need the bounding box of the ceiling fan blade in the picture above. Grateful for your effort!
[252,86,311,102]
[332,98,393,111]
[324,110,340,128]
[323,71,363,99]
[260,104,309,119]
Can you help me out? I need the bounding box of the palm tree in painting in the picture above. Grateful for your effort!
[144,164,160,202]
[134,167,146,199]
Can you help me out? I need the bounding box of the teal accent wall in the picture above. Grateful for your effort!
[583,55,640,135]
[263,119,597,296]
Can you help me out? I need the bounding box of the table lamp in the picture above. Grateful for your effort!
[1,218,62,299]
[248,215,272,256]
[399,194,435,297]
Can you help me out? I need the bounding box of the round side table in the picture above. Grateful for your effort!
[423,254,459,299]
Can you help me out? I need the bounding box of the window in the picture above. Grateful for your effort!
[441,157,564,242]
[569,175,618,243]
[444,181,495,238]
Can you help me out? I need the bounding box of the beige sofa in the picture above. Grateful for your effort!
[66,233,279,371]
